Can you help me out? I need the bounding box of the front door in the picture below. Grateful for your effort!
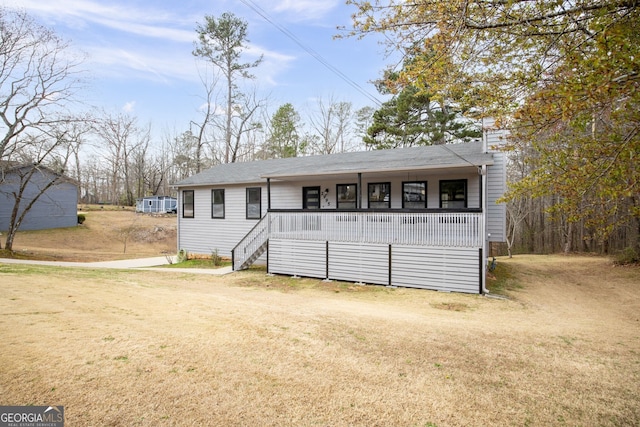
[303,186,321,209]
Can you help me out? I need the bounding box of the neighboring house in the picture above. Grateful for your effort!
[135,195,177,214]
[0,164,78,231]
[174,122,507,294]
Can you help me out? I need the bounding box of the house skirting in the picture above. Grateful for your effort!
[268,239,483,294]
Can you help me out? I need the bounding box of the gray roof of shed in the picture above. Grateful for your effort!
[174,141,492,187]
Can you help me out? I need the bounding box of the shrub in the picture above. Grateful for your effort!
[613,247,640,265]
[177,248,189,263]
[211,249,222,266]
[77,214,86,224]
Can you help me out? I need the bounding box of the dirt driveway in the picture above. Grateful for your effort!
[0,255,638,426]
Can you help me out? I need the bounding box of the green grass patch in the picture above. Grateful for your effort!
[486,261,521,295]
[0,263,132,282]
[162,258,231,269]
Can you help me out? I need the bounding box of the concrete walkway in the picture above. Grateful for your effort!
[0,255,234,276]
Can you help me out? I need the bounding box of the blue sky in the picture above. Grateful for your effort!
[2,0,391,138]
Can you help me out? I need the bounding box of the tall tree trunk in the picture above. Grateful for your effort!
[225,78,232,163]
[564,222,573,254]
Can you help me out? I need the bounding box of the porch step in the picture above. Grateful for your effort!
[239,241,268,270]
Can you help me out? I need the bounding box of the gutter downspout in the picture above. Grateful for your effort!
[481,117,489,294]
[176,188,181,260]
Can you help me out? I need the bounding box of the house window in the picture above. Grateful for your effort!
[403,181,427,209]
[182,190,194,218]
[368,182,390,209]
[211,189,225,218]
[246,187,262,219]
[440,179,467,209]
[336,184,357,209]
[303,186,320,209]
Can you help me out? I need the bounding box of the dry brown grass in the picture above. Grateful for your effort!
[1,252,639,426]
[4,206,176,261]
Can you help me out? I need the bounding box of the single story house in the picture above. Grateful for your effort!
[173,122,507,294]
[0,164,78,231]
[135,195,177,214]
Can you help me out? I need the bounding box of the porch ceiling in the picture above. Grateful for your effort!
[263,164,483,182]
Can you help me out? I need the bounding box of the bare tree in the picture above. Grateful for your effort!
[167,129,200,181]
[1,131,76,251]
[193,12,263,163]
[80,157,104,204]
[93,112,149,205]
[229,91,264,162]
[53,119,92,201]
[190,65,219,172]
[0,9,84,160]
[307,96,354,154]
[354,106,375,149]
[0,8,86,250]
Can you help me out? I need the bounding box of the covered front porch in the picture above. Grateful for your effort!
[232,209,486,293]
[227,143,496,293]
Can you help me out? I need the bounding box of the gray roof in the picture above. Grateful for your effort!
[174,141,493,187]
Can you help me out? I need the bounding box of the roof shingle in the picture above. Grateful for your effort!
[174,141,492,187]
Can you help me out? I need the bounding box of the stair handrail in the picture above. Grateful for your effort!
[232,212,270,270]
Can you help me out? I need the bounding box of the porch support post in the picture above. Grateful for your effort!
[326,241,329,280]
[357,173,362,209]
[479,247,483,294]
[267,178,271,210]
[478,167,483,208]
[481,164,488,294]
[388,244,392,286]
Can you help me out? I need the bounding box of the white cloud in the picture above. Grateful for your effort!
[85,45,197,83]
[123,101,136,113]
[1,0,296,87]
[85,39,295,91]
[0,0,373,113]
[272,0,339,20]
[2,0,195,42]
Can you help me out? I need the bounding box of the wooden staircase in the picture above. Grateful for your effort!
[238,240,268,270]
[232,214,270,271]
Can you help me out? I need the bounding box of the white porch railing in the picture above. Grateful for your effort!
[268,210,483,247]
[232,215,269,270]
[233,210,483,270]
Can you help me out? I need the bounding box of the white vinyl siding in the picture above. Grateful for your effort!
[269,239,326,278]
[268,172,481,211]
[178,184,267,258]
[178,169,485,259]
[266,240,481,293]
[486,127,507,242]
[328,242,389,285]
[391,246,480,293]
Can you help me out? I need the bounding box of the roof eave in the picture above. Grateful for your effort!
[262,159,494,180]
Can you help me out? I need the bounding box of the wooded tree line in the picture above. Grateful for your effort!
[73,96,373,205]
[345,0,639,257]
[2,4,638,258]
